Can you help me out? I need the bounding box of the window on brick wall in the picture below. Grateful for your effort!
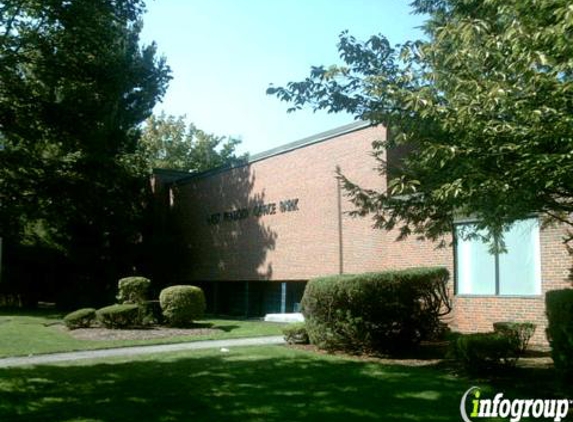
[455,218,541,296]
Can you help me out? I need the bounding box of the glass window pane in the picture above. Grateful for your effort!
[456,224,496,295]
[499,218,541,295]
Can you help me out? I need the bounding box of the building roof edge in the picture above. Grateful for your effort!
[158,120,371,185]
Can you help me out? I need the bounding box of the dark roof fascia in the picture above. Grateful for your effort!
[167,120,371,186]
[152,168,192,177]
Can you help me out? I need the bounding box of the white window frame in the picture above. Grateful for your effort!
[454,218,542,297]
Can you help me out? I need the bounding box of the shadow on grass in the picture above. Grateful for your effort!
[0,308,64,319]
[474,365,571,398]
[170,323,240,333]
[212,324,241,332]
[0,348,467,422]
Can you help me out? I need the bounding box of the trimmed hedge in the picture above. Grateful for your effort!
[96,304,140,329]
[143,300,163,325]
[451,332,515,373]
[493,321,536,355]
[117,276,151,304]
[301,267,451,354]
[546,289,573,380]
[282,323,309,345]
[159,285,206,327]
[63,308,96,329]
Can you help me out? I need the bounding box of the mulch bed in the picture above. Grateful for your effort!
[286,343,444,367]
[286,343,554,369]
[62,326,222,341]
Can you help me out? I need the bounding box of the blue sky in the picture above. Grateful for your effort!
[140,0,425,155]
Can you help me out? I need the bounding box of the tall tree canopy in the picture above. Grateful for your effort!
[139,113,246,173]
[0,0,170,304]
[268,0,573,247]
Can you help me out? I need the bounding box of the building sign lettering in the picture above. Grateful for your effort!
[207,198,299,225]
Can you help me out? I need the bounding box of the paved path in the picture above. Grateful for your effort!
[0,336,285,368]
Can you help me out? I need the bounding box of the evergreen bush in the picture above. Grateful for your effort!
[63,308,96,329]
[282,323,309,345]
[301,267,451,354]
[159,285,205,327]
[96,304,140,329]
[451,332,515,373]
[493,321,536,355]
[546,289,573,380]
[117,276,151,304]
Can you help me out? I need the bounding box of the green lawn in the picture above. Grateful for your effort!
[0,312,568,422]
[0,345,476,422]
[0,310,284,358]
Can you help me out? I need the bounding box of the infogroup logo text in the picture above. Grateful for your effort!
[460,387,570,422]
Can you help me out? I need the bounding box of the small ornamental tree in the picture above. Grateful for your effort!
[268,0,573,247]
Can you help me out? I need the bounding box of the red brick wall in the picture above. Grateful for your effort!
[450,224,571,345]
[158,124,571,344]
[169,125,388,281]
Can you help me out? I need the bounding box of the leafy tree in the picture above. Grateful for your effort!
[0,0,170,305]
[136,113,247,292]
[139,113,246,173]
[267,0,573,247]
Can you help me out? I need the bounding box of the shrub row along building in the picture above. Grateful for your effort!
[152,122,571,344]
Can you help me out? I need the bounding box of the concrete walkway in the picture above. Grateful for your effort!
[0,336,285,368]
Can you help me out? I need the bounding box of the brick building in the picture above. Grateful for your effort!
[152,122,571,344]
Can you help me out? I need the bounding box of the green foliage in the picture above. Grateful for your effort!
[0,0,171,305]
[301,267,451,354]
[96,304,141,329]
[451,332,516,373]
[282,323,309,345]
[159,286,206,327]
[546,289,573,380]
[268,0,573,244]
[139,113,247,173]
[143,300,163,325]
[63,308,96,330]
[117,277,151,305]
[493,321,536,355]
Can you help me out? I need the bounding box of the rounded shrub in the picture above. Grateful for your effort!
[301,267,451,354]
[159,285,206,327]
[117,276,151,304]
[493,321,536,355]
[63,308,96,329]
[96,304,140,329]
[451,332,515,373]
[282,323,309,345]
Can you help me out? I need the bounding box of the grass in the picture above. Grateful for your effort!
[0,312,569,421]
[0,310,284,358]
[0,345,476,422]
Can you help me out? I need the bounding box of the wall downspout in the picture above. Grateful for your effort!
[337,177,344,275]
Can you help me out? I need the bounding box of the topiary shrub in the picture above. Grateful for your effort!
[546,289,573,380]
[282,323,309,345]
[493,321,536,355]
[63,308,96,329]
[96,304,141,329]
[142,300,163,325]
[451,332,516,373]
[301,267,451,354]
[159,285,206,327]
[117,276,151,304]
